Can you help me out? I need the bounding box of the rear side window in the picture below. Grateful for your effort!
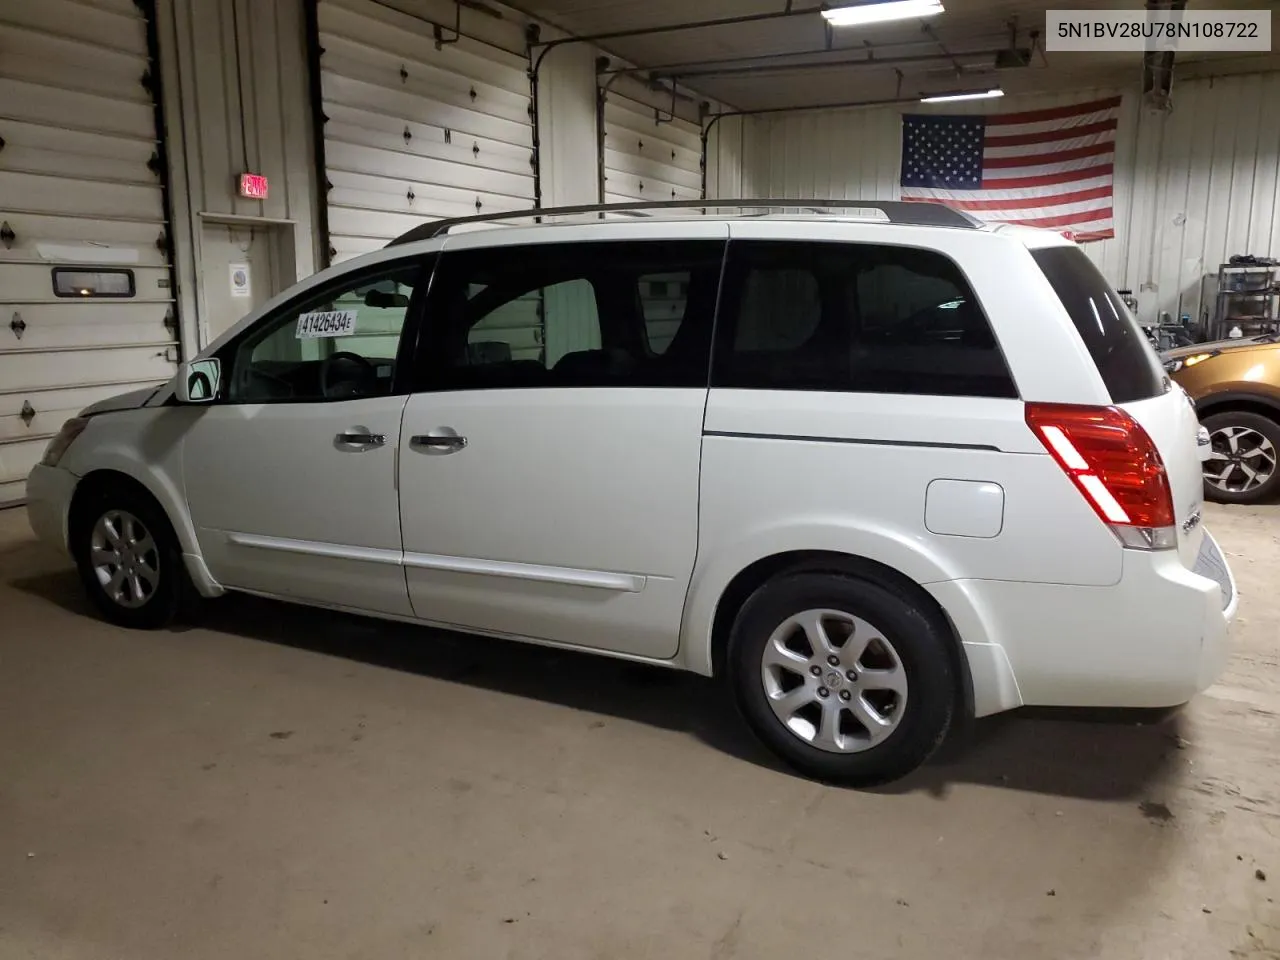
[1030,246,1165,403]
[712,240,1017,398]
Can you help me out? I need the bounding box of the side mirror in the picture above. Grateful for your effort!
[176,358,221,403]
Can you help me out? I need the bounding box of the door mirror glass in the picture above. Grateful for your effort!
[177,358,221,403]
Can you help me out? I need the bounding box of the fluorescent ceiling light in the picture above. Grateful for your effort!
[822,0,944,27]
[919,88,1004,103]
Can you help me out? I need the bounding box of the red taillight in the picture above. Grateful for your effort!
[1025,403,1175,530]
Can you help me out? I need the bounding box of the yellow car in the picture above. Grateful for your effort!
[1164,334,1280,503]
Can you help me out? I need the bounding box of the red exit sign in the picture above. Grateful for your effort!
[238,172,269,200]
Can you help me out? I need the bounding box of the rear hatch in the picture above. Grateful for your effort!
[1031,246,1205,569]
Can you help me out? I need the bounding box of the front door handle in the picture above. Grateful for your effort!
[335,431,386,447]
[411,430,467,453]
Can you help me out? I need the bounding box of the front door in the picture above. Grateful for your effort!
[182,255,430,615]
[397,234,726,658]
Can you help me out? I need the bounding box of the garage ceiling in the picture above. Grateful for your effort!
[513,0,1280,111]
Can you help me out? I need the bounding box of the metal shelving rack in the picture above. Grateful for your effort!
[1212,263,1280,340]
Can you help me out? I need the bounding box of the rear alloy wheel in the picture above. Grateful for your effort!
[73,484,187,629]
[728,572,955,786]
[1202,411,1280,504]
[759,609,908,753]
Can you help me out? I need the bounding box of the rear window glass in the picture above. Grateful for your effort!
[1031,246,1164,403]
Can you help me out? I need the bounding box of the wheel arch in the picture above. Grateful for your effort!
[695,550,975,722]
[67,466,222,598]
[1195,390,1280,422]
[63,444,197,549]
[69,469,166,540]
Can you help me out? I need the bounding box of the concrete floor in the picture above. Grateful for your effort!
[0,505,1276,960]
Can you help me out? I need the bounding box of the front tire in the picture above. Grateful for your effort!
[72,482,187,629]
[1202,410,1280,504]
[728,572,955,786]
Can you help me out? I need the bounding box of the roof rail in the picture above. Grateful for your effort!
[385,198,983,247]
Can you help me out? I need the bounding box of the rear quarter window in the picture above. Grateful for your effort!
[1030,246,1165,403]
[712,240,1018,399]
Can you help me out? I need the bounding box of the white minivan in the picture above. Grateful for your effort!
[26,201,1236,785]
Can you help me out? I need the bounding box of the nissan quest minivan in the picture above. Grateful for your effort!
[26,201,1236,786]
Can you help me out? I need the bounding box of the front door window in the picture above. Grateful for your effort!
[226,266,420,402]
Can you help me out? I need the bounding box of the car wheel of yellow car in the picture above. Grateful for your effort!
[1202,410,1280,504]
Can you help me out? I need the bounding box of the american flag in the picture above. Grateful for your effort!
[899,96,1121,242]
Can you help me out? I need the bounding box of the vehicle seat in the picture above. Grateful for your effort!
[552,347,638,384]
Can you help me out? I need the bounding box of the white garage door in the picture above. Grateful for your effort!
[0,0,177,506]
[601,93,702,205]
[315,0,537,265]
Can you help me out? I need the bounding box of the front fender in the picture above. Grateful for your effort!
[71,449,195,554]
[60,407,221,595]
[1194,386,1280,417]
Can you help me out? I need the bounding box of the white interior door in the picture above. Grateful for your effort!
[396,235,726,659]
[198,222,281,347]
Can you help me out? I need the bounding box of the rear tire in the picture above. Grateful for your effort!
[727,572,955,786]
[1201,410,1280,505]
[71,481,189,629]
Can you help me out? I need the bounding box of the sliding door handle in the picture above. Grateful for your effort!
[411,432,467,452]
[335,431,386,447]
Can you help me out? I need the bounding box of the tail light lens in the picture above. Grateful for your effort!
[1025,403,1176,550]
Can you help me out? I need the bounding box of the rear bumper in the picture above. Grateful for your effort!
[25,463,77,556]
[1189,529,1235,691]
[932,529,1235,713]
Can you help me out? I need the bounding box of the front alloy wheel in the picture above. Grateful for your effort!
[73,482,187,629]
[89,509,161,608]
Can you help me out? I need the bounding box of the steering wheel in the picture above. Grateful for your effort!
[320,350,377,399]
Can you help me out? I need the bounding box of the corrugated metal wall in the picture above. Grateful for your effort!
[537,44,599,208]
[160,0,317,236]
[704,115,750,200]
[1141,72,1280,327]
[734,86,1138,281]
[729,73,1280,326]
[156,0,320,347]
